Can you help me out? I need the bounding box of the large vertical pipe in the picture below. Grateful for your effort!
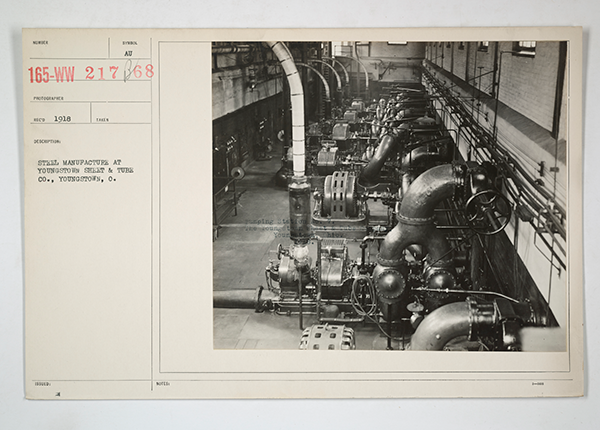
[266,42,305,177]
[295,63,331,102]
[266,42,311,244]
[309,59,343,92]
[296,62,331,119]
[323,56,350,86]
[334,54,370,93]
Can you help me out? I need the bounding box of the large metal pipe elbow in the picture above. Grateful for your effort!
[374,164,462,318]
[409,301,471,350]
[359,134,401,187]
[396,164,461,220]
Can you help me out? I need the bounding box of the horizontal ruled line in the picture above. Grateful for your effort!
[33,379,151,382]
[30,122,151,125]
[67,79,152,82]
[160,369,573,374]
[32,377,574,382]
[30,101,151,103]
[30,57,151,60]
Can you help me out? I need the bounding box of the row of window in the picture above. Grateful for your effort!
[432,41,536,57]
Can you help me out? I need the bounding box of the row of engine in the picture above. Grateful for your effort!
[216,79,547,351]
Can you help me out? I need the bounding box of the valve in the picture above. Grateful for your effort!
[465,189,512,235]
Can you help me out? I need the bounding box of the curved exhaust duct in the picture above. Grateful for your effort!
[409,301,471,350]
[334,54,369,91]
[410,298,542,350]
[323,56,350,86]
[266,42,305,177]
[295,62,331,103]
[401,137,454,172]
[266,42,311,246]
[359,133,403,187]
[309,59,343,91]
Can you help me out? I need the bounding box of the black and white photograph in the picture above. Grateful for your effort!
[212,40,569,352]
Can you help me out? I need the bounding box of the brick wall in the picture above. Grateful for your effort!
[497,41,560,131]
[428,41,561,132]
[423,62,567,327]
[453,43,467,81]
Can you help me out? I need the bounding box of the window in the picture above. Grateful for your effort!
[513,41,536,57]
[332,41,353,56]
[387,41,407,45]
[478,41,489,52]
[356,42,370,57]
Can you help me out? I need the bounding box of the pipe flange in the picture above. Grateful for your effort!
[376,255,404,267]
[424,268,454,283]
[466,297,477,341]
[396,214,436,226]
[254,286,264,312]
[424,269,456,290]
[452,162,467,189]
[375,269,405,300]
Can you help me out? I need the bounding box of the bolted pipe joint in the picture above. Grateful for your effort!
[372,261,408,321]
[372,164,465,321]
[424,267,455,290]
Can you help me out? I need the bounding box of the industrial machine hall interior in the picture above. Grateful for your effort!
[212,40,568,351]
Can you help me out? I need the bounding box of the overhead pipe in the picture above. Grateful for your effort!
[323,56,350,86]
[309,59,343,91]
[212,44,253,54]
[334,54,369,93]
[295,62,331,102]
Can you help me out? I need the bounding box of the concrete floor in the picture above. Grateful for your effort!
[213,144,405,350]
